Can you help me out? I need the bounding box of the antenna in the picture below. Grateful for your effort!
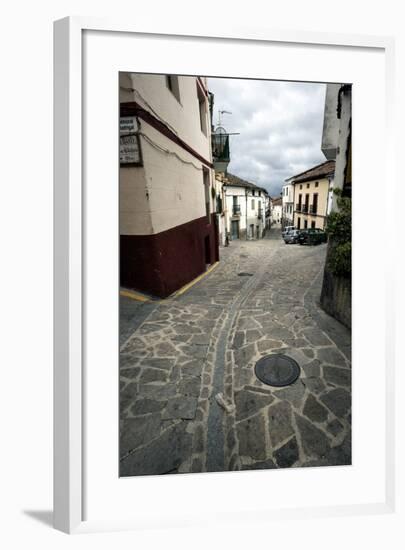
[218,109,232,126]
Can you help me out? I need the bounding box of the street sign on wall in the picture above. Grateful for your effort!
[120,116,143,165]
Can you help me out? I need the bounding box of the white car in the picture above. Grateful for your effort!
[282,225,295,238]
[284,229,300,244]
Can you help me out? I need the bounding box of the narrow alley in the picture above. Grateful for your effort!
[119,227,351,475]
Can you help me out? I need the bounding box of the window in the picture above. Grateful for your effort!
[251,199,255,210]
[166,75,180,102]
[304,220,308,229]
[307,183,310,188]
[197,82,207,135]
[300,184,303,190]
[232,196,240,216]
[315,181,319,187]
[297,217,301,229]
[311,221,316,228]
[312,193,318,214]
[252,190,255,196]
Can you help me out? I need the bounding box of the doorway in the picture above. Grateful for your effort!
[231,220,239,240]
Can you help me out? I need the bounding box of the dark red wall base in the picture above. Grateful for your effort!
[120,214,219,298]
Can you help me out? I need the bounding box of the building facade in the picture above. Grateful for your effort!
[221,173,269,241]
[321,83,352,206]
[319,84,352,328]
[290,161,335,230]
[213,172,227,246]
[119,73,219,298]
[281,181,295,228]
[271,197,282,225]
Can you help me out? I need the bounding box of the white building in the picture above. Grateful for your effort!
[119,73,219,297]
[281,180,295,228]
[213,172,227,246]
[220,173,269,241]
[290,161,335,230]
[271,197,282,225]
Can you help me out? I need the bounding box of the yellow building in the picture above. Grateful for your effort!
[291,160,335,230]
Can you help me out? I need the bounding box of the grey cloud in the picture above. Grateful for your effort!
[208,77,326,196]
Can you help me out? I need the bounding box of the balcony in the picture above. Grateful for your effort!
[296,203,302,212]
[232,204,241,216]
[212,133,230,172]
[258,209,263,220]
[302,204,309,213]
[309,204,318,214]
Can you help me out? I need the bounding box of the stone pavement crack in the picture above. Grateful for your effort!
[206,239,280,472]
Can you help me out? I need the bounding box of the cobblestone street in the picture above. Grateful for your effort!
[119,227,351,476]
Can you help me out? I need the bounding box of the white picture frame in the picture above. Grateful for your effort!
[54,17,396,534]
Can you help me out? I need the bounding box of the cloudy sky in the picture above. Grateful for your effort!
[207,78,327,197]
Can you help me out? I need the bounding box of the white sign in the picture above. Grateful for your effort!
[120,116,142,164]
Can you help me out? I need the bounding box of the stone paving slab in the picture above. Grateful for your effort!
[119,227,351,476]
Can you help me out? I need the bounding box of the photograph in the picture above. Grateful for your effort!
[119,72,352,476]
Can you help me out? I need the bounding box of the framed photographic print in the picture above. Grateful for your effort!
[54,17,396,533]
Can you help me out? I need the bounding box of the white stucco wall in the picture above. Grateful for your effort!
[271,205,282,223]
[120,73,211,159]
[224,186,266,239]
[282,182,295,224]
[225,187,246,233]
[120,73,213,236]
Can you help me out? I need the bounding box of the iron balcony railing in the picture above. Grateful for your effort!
[309,204,318,214]
[258,209,263,219]
[232,204,241,216]
[296,203,302,212]
[212,133,230,163]
[302,204,309,213]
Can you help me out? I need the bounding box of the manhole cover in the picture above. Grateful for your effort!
[238,272,253,277]
[254,354,300,387]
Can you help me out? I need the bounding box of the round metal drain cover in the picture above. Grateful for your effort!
[255,354,300,387]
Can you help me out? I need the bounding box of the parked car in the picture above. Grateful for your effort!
[298,228,327,245]
[282,225,295,238]
[284,229,300,244]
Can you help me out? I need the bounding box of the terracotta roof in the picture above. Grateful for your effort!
[224,173,269,195]
[289,160,335,184]
[271,197,282,206]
